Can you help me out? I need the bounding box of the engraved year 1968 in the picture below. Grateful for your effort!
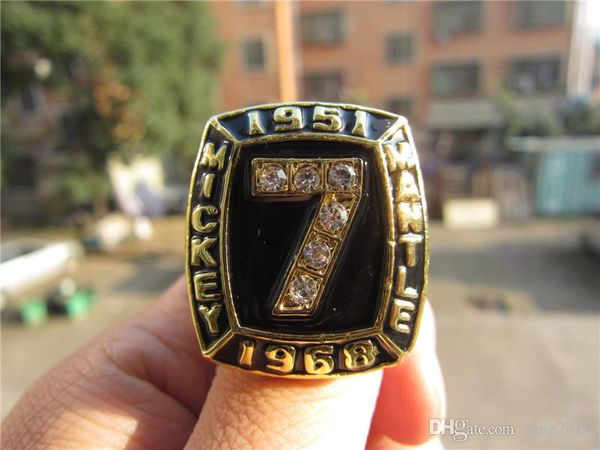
[238,339,379,375]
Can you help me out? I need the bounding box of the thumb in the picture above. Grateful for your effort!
[184,368,382,450]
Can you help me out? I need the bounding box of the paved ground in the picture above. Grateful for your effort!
[428,221,599,449]
[2,217,599,449]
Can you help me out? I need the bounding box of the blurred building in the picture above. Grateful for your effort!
[2,1,597,226]
[212,1,592,121]
[210,0,598,218]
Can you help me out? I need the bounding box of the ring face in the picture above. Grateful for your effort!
[186,102,428,377]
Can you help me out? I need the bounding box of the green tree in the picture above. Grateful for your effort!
[493,88,561,138]
[1,1,222,215]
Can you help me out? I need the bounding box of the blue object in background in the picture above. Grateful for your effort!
[535,151,600,215]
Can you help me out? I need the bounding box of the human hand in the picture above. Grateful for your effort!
[1,276,445,450]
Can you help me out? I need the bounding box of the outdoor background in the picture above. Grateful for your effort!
[1,1,599,449]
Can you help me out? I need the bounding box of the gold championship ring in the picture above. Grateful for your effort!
[186,102,428,378]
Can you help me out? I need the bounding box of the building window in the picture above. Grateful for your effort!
[303,72,344,101]
[509,57,562,93]
[20,82,45,113]
[20,85,37,113]
[5,156,36,187]
[432,1,482,39]
[386,33,415,64]
[387,97,414,118]
[301,10,346,45]
[512,1,566,28]
[235,0,264,7]
[242,37,266,72]
[432,63,480,96]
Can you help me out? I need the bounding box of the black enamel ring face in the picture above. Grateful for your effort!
[186,102,429,378]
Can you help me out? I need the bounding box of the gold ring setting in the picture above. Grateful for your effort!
[186,102,428,378]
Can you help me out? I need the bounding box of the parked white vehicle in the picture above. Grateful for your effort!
[0,239,84,309]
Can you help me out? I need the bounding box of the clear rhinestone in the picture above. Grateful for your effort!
[289,274,318,305]
[319,202,348,232]
[258,164,287,192]
[303,240,331,270]
[293,166,320,193]
[328,162,357,191]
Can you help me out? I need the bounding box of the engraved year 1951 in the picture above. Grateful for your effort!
[246,105,369,137]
